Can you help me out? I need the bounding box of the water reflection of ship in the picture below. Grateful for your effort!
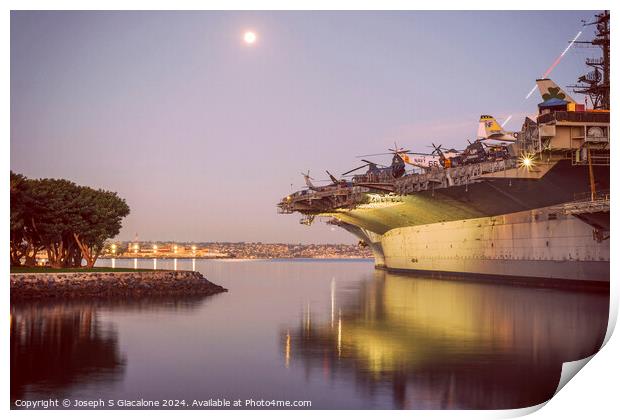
[282,271,608,409]
[10,295,212,404]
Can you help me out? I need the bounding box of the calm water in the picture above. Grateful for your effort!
[11,259,609,409]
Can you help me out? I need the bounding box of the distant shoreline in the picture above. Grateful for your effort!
[98,242,374,261]
[98,256,374,261]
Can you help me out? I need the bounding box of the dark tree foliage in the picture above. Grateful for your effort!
[10,172,130,268]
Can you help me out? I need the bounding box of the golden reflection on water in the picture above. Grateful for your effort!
[285,270,608,409]
[330,277,335,328]
[285,331,291,368]
[337,310,342,359]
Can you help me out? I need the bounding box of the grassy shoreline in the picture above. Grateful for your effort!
[10,267,155,274]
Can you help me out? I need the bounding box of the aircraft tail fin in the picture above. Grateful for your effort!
[326,171,339,184]
[536,78,576,103]
[396,152,410,164]
[477,115,506,139]
[302,171,315,189]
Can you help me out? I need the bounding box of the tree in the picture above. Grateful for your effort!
[10,172,35,266]
[9,173,130,268]
[72,186,130,268]
[28,178,83,267]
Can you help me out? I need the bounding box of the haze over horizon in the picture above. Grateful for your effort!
[11,10,599,243]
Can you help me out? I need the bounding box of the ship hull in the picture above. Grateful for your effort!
[344,203,609,287]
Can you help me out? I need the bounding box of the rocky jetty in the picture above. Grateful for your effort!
[10,270,227,299]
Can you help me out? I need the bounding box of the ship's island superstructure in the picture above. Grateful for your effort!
[278,12,610,286]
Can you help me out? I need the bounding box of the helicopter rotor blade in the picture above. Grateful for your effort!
[429,143,443,156]
[406,151,434,156]
[426,145,453,151]
[361,159,377,165]
[361,159,389,167]
[389,148,412,154]
[342,163,370,176]
[356,152,395,158]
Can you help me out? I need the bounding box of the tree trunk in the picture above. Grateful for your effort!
[73,233,95,268]
[10,241,25,266]
[68,246,82,268]
[23,243,37,267]
[87,248,102,268]
[47,244,63,268]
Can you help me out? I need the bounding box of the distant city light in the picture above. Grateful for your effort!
[104,242,372,259]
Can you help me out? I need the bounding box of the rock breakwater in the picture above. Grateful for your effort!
[10,270,227,299]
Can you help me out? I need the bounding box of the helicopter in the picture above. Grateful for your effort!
[458,139,511,165]
[415,143,463,168]
[301,170,350,192]
[346,150,406,182]
[358,143,460,170]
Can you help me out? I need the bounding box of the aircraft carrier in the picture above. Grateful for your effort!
[278,12,610,287]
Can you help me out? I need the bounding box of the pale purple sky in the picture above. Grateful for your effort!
[11,11,598,243]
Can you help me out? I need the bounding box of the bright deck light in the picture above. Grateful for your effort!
[518,153,536,170]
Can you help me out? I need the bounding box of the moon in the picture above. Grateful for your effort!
[243,31,257,45]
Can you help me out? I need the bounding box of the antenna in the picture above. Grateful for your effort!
[568,11,610,109]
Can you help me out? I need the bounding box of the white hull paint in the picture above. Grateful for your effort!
[354,205,609,285]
